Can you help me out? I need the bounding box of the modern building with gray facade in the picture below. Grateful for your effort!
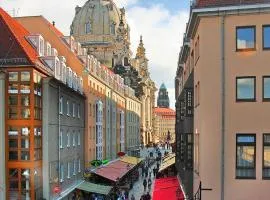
[42,77,85,200]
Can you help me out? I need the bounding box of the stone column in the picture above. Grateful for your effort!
[0,72,6,200]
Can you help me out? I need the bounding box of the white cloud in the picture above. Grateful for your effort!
[0,0,188,108]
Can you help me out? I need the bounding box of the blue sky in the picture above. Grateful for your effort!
[127,0,190,12]
[0,0,190,108]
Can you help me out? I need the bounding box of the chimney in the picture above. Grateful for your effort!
[52,21,55,26]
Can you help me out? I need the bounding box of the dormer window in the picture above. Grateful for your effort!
[45,42,51,56]
[85,22,91,34]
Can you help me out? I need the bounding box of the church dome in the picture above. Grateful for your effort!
[70,0,127,38]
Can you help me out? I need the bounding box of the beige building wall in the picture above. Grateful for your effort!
[189,11,270,200]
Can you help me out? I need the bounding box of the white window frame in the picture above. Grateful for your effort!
[59,96,63,114]
[73,160,76,175]
[67,162,70,179]
[78,159,81,173]
[73,132,76,147]
[78,132,80,146]
[72,103,75,117]
[67,100,70,116]
[67,132,70,147]
[78,104,80,118]
[60,164,64,182]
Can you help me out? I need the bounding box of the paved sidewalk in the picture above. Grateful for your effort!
[128,146,172,200]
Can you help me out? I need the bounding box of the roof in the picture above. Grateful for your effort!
[0,8,38,64]
[154,107,176,116]
[76,181,112,195]
[153,177,184,200]
[194,0,270,8]
[160,83,166,89]
[159,154,176,172]
[120,156,143,165]
[92,160,135,182]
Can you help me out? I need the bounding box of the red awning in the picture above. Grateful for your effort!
[153,177,184,200]
[93,160,135,182]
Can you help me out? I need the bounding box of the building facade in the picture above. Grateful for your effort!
[175,0,270,199]
[42,77,85,200]
[153,108,176,144]
[0,9,49,200]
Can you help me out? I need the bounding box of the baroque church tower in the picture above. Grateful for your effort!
[157,83,170,108]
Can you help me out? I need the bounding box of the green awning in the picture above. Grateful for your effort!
[76,181,112,195]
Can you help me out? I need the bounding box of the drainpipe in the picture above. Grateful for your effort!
[0,72,6,200]
[58,85,61,191]
[220,13,226,200]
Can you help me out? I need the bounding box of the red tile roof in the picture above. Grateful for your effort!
[93,160,135,182]
[0,8,38,64]
[154,107,176,116]
[42,17,64,37]
[195,0,270,8]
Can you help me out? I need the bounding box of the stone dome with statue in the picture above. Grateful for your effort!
[70,0,131,67]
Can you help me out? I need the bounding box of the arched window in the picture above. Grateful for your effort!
[85,22,91,34]
[124,57,129,66]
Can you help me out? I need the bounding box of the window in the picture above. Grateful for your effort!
[59,130,63,148]
[263,76,270,101]
[78,132,80,146]
[9,95,18,106]
[72,103,75,117]
[73,132,76,147]
[67,162,70,178]
[59,97,63,114]
[21,108,30,119]
[9,72,18,82]
[77,104,80,118]
[67,132,70,147]
[67,100,70,116]
[21,72,30,82]
[8,83,18,94]
[263,25,270,49]
[236,134,256,179]
[236,77,256,101]
[60,164,64,182]
[236,26,256,51]
[263,134,270,179]
[73,160,76,175]
[78,159,81,173]
[85,22,91,34]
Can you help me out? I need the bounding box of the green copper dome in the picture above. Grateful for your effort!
[160,83,166,89]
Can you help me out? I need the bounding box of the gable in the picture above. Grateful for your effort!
[0,19,31,65]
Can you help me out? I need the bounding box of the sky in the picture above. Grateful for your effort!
[0,0,190,109]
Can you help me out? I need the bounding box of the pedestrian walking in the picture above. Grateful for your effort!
[148,178,152,190]
[145,192,151,200]
[153,167,156,177]
[143,179,147,191]
[149,169,152,178]
[131,194,135,200]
